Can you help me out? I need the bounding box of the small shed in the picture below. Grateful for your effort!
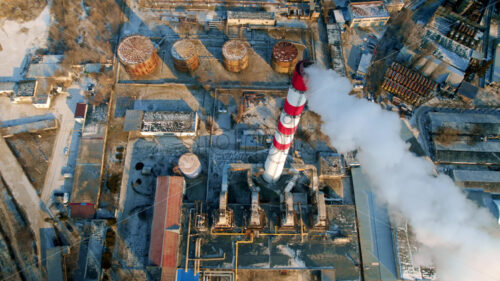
[75,103,88,123]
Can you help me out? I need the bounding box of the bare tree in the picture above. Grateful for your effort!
[0,0,47,22]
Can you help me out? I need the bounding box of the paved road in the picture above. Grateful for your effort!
[40,94,75,205]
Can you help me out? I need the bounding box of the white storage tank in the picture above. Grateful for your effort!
[178,153,201,179]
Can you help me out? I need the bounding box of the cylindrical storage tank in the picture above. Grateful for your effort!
[117,35,159,77]
[178,153,201,179]
[222,40,249,73]
[271,41,298,74]
[171,39,199,72]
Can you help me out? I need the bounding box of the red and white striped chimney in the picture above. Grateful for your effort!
[263,61,310,183]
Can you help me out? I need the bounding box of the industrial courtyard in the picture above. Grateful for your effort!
[0,0,499,281]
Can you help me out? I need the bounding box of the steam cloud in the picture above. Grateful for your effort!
[305,66,500,281]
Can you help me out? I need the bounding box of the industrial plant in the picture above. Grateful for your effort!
[0,0,499,281]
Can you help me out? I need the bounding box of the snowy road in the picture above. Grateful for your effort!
[40,94,75,205]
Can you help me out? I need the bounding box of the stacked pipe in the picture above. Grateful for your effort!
[263,61,311,183]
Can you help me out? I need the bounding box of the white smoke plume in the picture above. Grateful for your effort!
[304,65,500,281]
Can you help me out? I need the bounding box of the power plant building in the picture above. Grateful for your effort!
[433,140,500,164]
[428,111,500,136]
[452,170,500,193]
[382,62,438,106]
[428,111,500,164]
[351,167,399,281]
[178,203,361,279]
[149,176,185,280]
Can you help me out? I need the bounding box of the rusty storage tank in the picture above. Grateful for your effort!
[117,35,159,77]
[222,40,249,73]
[271,41,298,74]
[178,153,201,179]
[171,39,199,72]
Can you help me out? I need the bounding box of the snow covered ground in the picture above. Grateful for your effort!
[276,245,306,268]
[0,7,50,78]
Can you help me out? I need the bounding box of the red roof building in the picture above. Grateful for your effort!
[75,103,88,120]
[149,176,185,281]
[69,203,95,219]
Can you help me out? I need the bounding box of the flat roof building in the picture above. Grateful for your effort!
[12,80,37,104]
[326,24,347,76]
[465,189,500,225]
[452,169,500,193]
[141,111,198,137]
[227,11,276,26]
[351,166,399,281]
[70,104,108,219]
[123,110,144,132]
[428,111,500,136]
[434,140,500,164]
[357,52,373,76]
[456,81,479,103]
[0,82,15,95]
[348,1,390,27]
[26,55,70,80]
[70,165,100,219]
[411,54,465,87]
